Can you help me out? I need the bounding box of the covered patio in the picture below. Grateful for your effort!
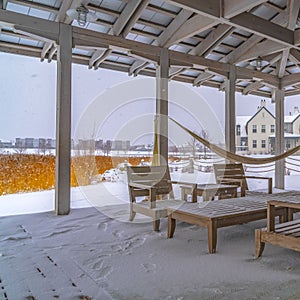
[1,1,300,299]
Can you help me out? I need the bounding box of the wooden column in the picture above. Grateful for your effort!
[55,23,72,215]
[273,88,285,189]
[156,48,169,165]
[225,66,236,153]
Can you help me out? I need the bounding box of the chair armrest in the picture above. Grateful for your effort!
[128,182,152,190]
[244,176,272,194]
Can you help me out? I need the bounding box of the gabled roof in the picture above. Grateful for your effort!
[284,113,300,123]
[245,106,275,134]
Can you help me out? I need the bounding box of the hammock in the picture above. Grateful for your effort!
[169,117,300,165]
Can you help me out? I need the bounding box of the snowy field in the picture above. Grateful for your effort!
[0,171,300,299]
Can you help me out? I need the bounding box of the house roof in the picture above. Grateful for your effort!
[284,113,300,123]
[236,116,251,137]
[245,106,275,134]
[1,1,300,97]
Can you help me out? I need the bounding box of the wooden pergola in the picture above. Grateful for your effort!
[1,0,299,214]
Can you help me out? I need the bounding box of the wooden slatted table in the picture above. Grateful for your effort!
[180,183,238,202]
[167,195,289,254]
[255,198,300,258]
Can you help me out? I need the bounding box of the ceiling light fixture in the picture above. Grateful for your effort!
[66,4,97,27]
[250,56,268,71]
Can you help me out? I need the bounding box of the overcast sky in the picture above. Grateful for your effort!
[0,52,299,143]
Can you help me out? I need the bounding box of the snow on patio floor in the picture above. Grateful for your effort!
[1,172,300,299]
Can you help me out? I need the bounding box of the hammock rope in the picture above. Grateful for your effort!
[169,117,300,165]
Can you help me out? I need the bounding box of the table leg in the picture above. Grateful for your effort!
[129,203,136,221]
[168,215,176,238]
[153,219,160,232]
[208,220,217,254]
[255,229,265,258]
[232,187,237,198]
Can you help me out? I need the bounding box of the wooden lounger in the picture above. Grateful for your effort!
[167,195,287,254]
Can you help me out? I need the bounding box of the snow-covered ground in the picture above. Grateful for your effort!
[0,171,300,299]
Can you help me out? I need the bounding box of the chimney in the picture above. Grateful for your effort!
[260,99,266,108]
[289,112,292,116]
[294,106,299,115]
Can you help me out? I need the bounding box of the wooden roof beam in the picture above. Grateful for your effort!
[221,10,288,64]
[169,0,299,50]
[193,72,213,86]
[129,60,149,76]
[242,81,264,95]
[8,0,59,14]
[281,73,300,87]
[277,48,290,78]
[169,66,185,79]
[89,1,148,68]
[58,0,82,24]
[41,41,53,61]
[94,49,112,69]
[0,9,59,37]
[190,24,233,56]
[114,0,149,37]
[121,0,149,37]
[276,0,300,78]
[164,14,219,47]
[155,8,193,47]
[223,0,268,19]
[289,48,300,64]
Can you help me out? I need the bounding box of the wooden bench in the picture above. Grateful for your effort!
[167,195,287,254]
[213,163,272,196]
[255,199,300,258]
[127,165,196,231]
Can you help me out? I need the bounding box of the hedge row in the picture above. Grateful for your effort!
[0,154,150,195]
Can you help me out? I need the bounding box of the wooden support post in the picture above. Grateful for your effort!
[55,23,72,215]
[225,66,236,154]
[273,88,285,189]
[156,48,169,166]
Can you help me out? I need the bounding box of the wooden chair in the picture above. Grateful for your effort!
[127,165,195,231]
[213,163,272,196]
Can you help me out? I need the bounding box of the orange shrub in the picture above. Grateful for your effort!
[0,154,151,196]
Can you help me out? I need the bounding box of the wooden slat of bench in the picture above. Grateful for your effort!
[274,219,300,232]
[275,225,300,236]
[260,231,300,252]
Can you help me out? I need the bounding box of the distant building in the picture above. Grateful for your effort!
[0,140,13,148]
[236,100,300,154]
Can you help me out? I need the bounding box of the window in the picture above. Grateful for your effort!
[261,140,266,148]
[253,140,257,148]
[252,125,257,133]
[261,125,266,133]
[270,125,275,133]
[236,125,241,136]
